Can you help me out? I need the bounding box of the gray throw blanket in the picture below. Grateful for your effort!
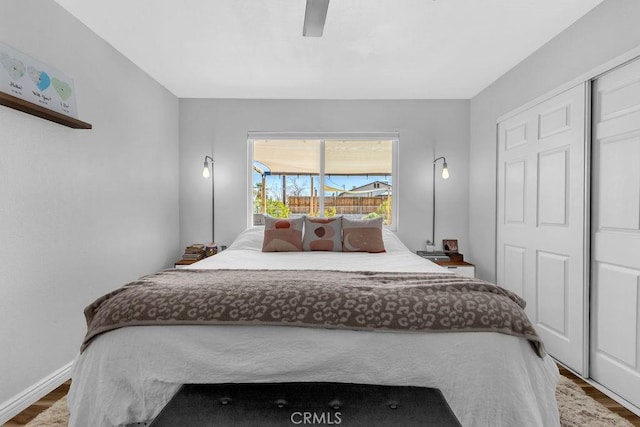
[82,269,545,357]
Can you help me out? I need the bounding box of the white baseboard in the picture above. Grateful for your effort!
[0,360,74,424]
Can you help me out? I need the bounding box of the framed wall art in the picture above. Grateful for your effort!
[442,239,458,253]
[0,41,78,118]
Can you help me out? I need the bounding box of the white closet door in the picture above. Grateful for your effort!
[497,83,588,375]
[591,57,640,408]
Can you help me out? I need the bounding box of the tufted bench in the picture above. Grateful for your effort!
[150,382,461,426]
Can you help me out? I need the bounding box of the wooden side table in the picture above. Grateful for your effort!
[174,259,201,269]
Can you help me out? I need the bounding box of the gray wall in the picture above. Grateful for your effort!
[179,99,470,254]
[0,0,179,407]
[468,0,640,282]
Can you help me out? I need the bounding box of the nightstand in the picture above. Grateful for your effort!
[433,260,475,278]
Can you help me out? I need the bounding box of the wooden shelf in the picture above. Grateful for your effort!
[0,91,92,129]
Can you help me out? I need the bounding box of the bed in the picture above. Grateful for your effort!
[68,226,560,426]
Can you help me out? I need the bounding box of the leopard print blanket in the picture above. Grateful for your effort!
[82,269,545,357]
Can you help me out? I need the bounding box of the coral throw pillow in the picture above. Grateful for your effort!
[342,217,386,253]
[262,216,304,252]
[303,216,342,251]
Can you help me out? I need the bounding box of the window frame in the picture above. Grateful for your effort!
[247,132,399,230]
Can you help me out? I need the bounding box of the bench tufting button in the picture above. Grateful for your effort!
[276,399,288,408]
[388,401,399,410]
[328,399,342,410]
[219,397,232,405]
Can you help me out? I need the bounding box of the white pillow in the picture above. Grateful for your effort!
[381,228,411,252]
[226,227,265,251]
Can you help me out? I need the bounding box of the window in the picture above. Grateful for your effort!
[248,133,398,228]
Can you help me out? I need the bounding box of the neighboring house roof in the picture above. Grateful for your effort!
[334,180,391,197]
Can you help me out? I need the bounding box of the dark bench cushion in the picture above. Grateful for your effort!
[150,382,461,427]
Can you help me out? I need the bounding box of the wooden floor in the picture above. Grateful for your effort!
[4,371,640,426]
[558,366,640,426]
[4,381,70,427]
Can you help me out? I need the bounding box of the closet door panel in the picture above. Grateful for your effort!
[503,245,526,298]
[598,135,640,230]
[537,148,569,227]
[536,251,569,336]
[594,264,638,366]
[592,56,640,408]
[497,83,587,375]
[504,160,527,223]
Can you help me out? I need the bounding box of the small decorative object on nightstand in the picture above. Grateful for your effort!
[442,239,458,253]
[446,252,464,262]
[205,242,218,257]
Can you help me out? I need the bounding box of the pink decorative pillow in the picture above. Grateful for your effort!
[342,217,385,253]
[303,216,342,251]
[262,216,304,252]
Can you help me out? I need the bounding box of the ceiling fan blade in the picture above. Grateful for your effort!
[303,0,330,37]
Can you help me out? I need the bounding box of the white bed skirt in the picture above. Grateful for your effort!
[69,324,560,427]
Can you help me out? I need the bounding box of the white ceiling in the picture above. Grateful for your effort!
[53,0,603,99]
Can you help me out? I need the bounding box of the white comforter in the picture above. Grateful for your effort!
[69,228,560,426]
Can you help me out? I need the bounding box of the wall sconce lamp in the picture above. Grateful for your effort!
[427,156,450,250]
[202,155,215,242]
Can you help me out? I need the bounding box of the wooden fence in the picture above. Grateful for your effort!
[288,196,389,216]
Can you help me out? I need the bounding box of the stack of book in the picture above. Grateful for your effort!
[180,244,206,262]
[416,251,451,262]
